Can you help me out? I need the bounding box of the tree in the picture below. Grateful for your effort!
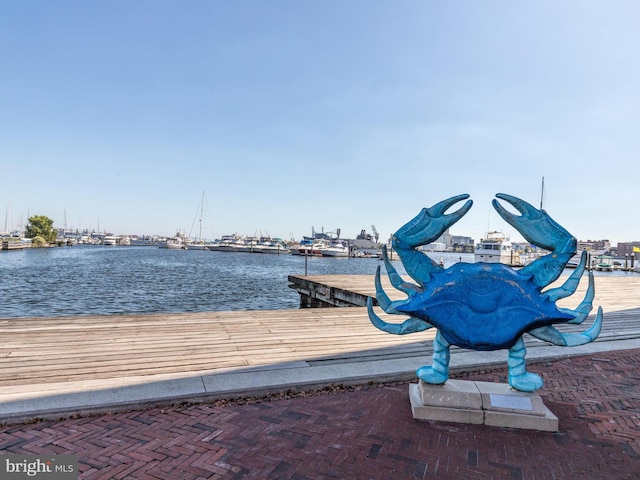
[24,215,57,244]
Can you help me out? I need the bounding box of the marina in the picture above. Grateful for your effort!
[0,245,396,319]
[1,245,638,319]
[1,215,639,423]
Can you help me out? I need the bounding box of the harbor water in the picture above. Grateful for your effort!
[0,247,631,319]
[0,246,405,318]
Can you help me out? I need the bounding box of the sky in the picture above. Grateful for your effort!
[1,1,638,245]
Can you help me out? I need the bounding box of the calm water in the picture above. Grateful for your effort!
[1,247,630,319]
[0,246,412,318]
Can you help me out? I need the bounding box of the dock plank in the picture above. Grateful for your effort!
[1,276,638,388]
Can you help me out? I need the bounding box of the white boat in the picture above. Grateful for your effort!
[291,239,329,256]
[208,234,245,252]
[352,249,380,258]
[289,242,309,256]
[234,236,259,253]
[474,232,514,264]
[159,232,188,249]
[321,241,350,257]
[103,235,117,246]
[254,238,290,254]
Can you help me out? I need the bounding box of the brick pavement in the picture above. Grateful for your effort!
[1,349,639,479]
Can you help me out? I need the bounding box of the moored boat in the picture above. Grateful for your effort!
[474,231,514,264]
[187,242,208,251]
[254,237,290,254]
[103,235,117,246]
[321,241,350,257]
[290,239,329,256]
[208,234,245,252]
[159,232,188,249]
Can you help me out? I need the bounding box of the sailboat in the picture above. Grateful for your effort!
[188,191,209,250]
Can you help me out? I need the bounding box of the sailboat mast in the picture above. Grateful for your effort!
[4,196,10,235]
[540,177,545,210]
[198,191,204,243]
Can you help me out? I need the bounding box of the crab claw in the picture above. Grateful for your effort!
[391,194,472,285]
[493,193,577,287]
[393,194,473,250]
[492,193,576,254]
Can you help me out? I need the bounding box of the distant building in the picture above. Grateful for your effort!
[577,239,610,252]
[450,234,474,246]
[450,234,475,253]
[617,242,640,257]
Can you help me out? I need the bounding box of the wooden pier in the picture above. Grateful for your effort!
[287,274,391,308]
[288,273,640,310]
[1,275,638,392]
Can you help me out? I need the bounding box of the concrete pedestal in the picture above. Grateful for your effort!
[409,379,558,432]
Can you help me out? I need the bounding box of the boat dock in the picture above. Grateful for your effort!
[287,274,396,307]
[1,239,28,250]
[1,275,639,424]
[287,272,640,309]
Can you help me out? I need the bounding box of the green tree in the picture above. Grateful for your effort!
[24,215,57,244]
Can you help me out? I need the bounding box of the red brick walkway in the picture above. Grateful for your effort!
[1,349,639,479]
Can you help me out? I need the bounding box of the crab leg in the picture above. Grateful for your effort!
[416,330,450,385]
[561,269,596,324]
[544,251,596,325]
[528,306,603,346]
[507,337,543,392]
[379,246,422,297]
[393,194,472,285]
[374,266,395,312]
[492,193,576,287]
[366,297,433,334]
[544,250,588,301]
[374,246,424,314]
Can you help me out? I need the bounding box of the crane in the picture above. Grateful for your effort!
[371,225,379,243]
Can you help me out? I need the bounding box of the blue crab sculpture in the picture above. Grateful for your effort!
[367,193,603,392]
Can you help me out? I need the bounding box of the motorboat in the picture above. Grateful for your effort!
[291,239,329,256]
[254,238,290,254]
[235,237,259,253]
[159,232,188,250]
[321,241,350,257]
[474,232,514,264]
[187,242,208,251]
[290,240,311,256]
[352,249,380,258]
[103,235,117,246]
[208,234,245,252]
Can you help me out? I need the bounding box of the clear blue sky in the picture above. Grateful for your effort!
[1,1,638,244]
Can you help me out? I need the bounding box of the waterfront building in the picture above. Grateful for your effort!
[617,241,640,258]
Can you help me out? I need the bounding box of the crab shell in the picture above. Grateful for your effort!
[394,262,574,351]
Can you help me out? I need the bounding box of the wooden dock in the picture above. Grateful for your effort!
[1,275,639,391]
[288,273,640,311]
